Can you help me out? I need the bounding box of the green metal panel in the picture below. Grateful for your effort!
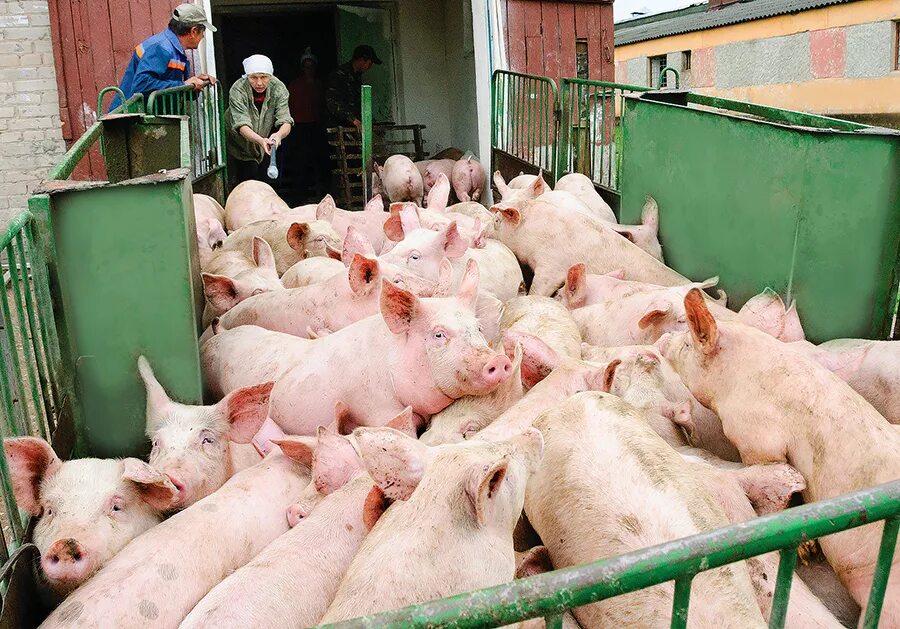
[361,85,373,199]
[619,94,900,341]
[42,162,203,458]
[336,5,396,123]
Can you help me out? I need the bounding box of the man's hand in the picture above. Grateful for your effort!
[268,133,282,150]
[197,73,217,85]
[184,76,207,91]
[258,136,276,156]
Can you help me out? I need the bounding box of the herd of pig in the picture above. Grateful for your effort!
[9,151,899,628]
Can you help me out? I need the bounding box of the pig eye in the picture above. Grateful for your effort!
[251,288,265,296]
[109,497,125,514]
[432,330,446,341]
[44,506,53,517]
[461,424,478,439]
[314,236,325,243]
[408,251,421,262]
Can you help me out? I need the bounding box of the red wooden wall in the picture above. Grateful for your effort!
[46,0,187,178]
[504,0,614,85]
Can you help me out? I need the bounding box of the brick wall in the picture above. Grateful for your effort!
[0,0,67,227]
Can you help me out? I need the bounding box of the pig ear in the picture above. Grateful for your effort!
[564,264,587,309]
[122,458,179,512]
[427,174,451,212]
[218,381,275,444]
[325,243,343,261]
[610,226,636,243]
[456,259,480,308]
[286,223,310,252]
[353,427,432,501]
[735,463,806,515]
[779,302,805,342]
[380,280,419,334]
[637,300,674,330]
[684,289,719,356]
[529,175,547,198]
[201,273,240,312]
[466,456,510,528]
[384,406,427,438]
[434,258,454,297]
[348,255,381,297]
[342,226,376,266]
[252,237,276,272]
[374,162,384,177]
[364,194,383,212]
[497,207,521,225]
[516,545,553,578]
[492,171,510,197]
[4,437,61,516]
[399,205,422,235]
[504,330,560,388]
[641,196,659,231]
[137,356,174,430]
[334,400,362,435]
[383,215,404,242]
[442,222,468,259]
[272,436,317,467]
[363,485,389,530]
[601,359,622,392]
[315,195,336,222]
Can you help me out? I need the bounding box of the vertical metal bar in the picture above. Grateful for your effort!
[0,249,28,435]
[361,85,373,201]
[10,234,46,437]
[768,546,798,629]
[670,574,693,629]
[862,516,900,628]
[544,613,563,629]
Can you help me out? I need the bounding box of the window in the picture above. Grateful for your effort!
[576,39,589,79]
[682,50,692,71]
[649,54,667,87]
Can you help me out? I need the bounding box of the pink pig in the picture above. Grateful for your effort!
[451,156,485,202]
[223,180,291,231]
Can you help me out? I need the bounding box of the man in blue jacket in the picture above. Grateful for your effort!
[109,3,216,111]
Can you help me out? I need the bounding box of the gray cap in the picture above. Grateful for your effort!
[172,3,217,32]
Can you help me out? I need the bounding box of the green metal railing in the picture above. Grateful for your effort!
[491,70,559,182]
[146,82,227,183]
[323,479,900,628]
[557,78,651,191]
[361,85,373,200]
[0,212,69,571]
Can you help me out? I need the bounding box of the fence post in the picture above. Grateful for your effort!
[361,85,373,202]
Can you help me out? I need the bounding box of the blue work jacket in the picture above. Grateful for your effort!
[109,29,191,111]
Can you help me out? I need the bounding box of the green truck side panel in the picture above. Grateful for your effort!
[619,95,900,342]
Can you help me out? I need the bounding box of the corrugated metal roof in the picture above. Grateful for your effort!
[615,0,856,46]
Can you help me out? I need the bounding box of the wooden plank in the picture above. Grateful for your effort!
[72,0,104,177]
[540,2,560,83]
[587,4,602,81]
[46,0,70,140]
[86,0,116,102]
[598,2,615,81]
[108,0,135,80]
[574,2,589,38]
[525,36,543,76]
[54,0,84,145]
[558,2,577,79]
[523,0,542,38]
[506,0,527,74]
[129,0,153,44]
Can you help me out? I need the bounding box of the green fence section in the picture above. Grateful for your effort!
[323,479,900,629]
[491,70,559,181]
[618,92,900,341]
[557,78,650,192]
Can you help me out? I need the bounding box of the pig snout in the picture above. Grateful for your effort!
[480,354,513,389]
[42,538,92,587]
[165,473,188,505]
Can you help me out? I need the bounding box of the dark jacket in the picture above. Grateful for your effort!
[325,61,362,126]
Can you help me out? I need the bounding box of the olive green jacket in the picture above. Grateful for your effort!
[225,76,294,163]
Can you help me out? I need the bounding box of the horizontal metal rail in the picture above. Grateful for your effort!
[322,479,900,629]
[492,70,559,183]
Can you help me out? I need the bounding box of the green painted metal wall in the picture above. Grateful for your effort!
[619,95,900,342]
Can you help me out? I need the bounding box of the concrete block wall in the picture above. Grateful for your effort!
[0,0,66,228]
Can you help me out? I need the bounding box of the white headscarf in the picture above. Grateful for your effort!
[243,54,274,77]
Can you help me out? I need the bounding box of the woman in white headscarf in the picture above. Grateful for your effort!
[225,54,294,184]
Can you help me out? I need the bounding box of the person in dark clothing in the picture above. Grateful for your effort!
[288,48,329,199]
[325,44,382,130]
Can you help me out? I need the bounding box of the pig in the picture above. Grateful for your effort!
[658,289,900,621]
[4,437,178,598]
[193,194,227,250]
[506,173,538,189]
[138,356,273,509]
[39,449,312,628]
[223,180,291,232]
[203,261,513,435]
[524,391,766,629]
[553,172,617,223]
[500,296,582,362]
[381,215,524,301]
[201,325,311,399]
[490,191,689,296]
[606,196,664,262]
[788,338,899,424]
[375,154,424,205]
[289,194,391,254]
[179,414,397,629]
[416,158,456,200]
[319,427,544,621]
[384,196,488,250]
[200,237,283,327]
[451,156,485,202]
[447,201,497,231]
[737,288,806,342]
[280,256,345,288]
[581,343,740,461]
[495,171,616,224]
[678,448,844,628]
[220,218,341,275]
[214,254,445,339]
[432,147,466,160]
